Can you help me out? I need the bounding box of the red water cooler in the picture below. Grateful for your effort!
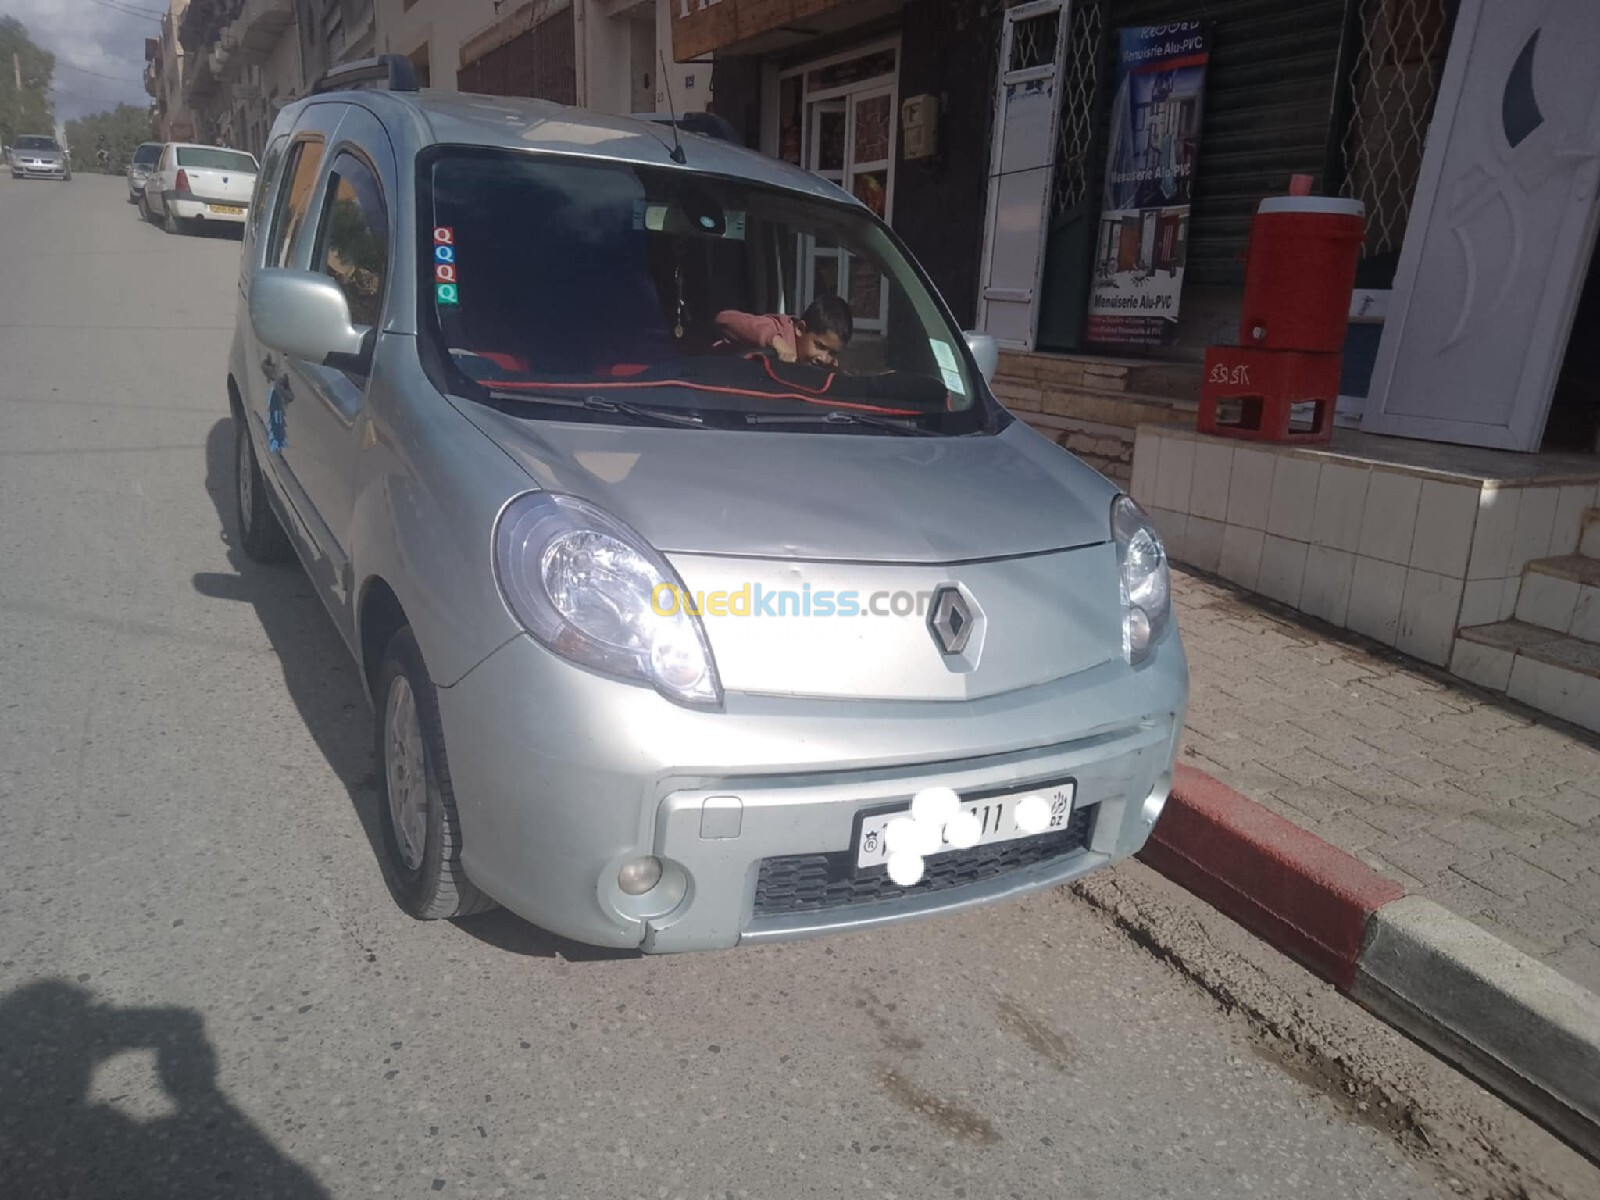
[1199,190,1366,443]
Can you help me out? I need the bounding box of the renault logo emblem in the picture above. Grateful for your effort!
[927,584,975,656]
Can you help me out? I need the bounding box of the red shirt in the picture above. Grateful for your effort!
[713,310,800,354]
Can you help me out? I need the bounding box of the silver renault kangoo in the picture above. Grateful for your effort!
[229,58,1188,952]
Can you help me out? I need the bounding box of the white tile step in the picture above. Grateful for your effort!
[1581,507,1600,558]
[1524,553,1600,587]
[1452,620,1600,732]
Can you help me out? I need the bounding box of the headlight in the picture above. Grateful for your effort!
[494,492,722,707]
[1111,495,1171,664]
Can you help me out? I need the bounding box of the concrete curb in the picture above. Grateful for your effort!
[1138,764,1405,987]
[1139,764,1600,1162]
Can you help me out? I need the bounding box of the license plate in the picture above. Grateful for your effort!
[854,782,1077,870]
[209,204,244,215]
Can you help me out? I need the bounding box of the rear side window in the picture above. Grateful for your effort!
[176,147,257,172]
[313,152,389,329]
[266,140,324,269]
[249,137,288,245]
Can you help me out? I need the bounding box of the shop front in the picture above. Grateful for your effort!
[1107,0,1600,730]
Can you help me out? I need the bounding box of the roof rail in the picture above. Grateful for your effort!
[311,54,419,97]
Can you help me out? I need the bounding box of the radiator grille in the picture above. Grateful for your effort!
[752,805,1096,919]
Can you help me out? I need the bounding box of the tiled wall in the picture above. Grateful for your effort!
[1130,425,1599,667]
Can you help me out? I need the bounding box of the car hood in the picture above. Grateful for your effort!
[21,150,63,161]
[455,401,1117,563]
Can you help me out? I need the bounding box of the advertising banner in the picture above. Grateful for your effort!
[1086,23,1210,349]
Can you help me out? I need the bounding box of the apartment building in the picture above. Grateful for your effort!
[166,0,701,159]
[145,1,195,142]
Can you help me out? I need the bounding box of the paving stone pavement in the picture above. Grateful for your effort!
[1173,569,1600,996]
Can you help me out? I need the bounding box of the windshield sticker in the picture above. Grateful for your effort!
[433,227,458,305]
[930,341,966,397]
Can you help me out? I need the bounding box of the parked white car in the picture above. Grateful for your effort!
[141,143,258,234]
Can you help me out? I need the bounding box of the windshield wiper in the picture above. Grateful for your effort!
[744,410,940,436]
[487,390,705,429]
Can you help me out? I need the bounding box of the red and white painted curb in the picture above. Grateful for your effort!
[1139,764,1600,1161]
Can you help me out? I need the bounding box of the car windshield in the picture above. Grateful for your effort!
[16,136,58,151]
[132,144,162,167]
[421,148,994,435]
[176,147,257,172]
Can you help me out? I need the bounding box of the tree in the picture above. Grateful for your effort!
[64,104,160,175]
[0,17,55,151]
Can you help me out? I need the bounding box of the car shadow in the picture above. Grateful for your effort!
[452,909,641,962]
[195,418,630,961]
[0,979,329,1198]
[132,203,243,239]
[195,417,385,878]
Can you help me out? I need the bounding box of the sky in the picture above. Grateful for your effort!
[3,0,164,126]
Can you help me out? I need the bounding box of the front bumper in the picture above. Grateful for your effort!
[14,161,66,178]
[437,630,1187,952]
[168,195,249,224]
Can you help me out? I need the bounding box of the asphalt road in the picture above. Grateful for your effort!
[0,173,1589,1200]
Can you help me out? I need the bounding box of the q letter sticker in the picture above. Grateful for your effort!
[433,227,459,305]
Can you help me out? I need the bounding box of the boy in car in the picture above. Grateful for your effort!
[714,294,853,367]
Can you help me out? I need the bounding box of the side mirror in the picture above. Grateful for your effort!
[964,332,1000,385]
[249,269,371,373]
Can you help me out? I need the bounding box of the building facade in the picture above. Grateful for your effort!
[167,1,697,159]
[147,1,196,142]
[691,0,1001,336]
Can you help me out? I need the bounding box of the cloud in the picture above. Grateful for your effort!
[2,0,160,124]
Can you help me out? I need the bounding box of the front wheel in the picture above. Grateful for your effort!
[234,418,292,564]
[376,628,494,921]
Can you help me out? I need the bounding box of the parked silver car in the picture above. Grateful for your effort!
[127,141,164,202]
[10,134,69,180]
[229,58,1187,952]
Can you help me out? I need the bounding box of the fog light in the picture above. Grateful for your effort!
[617,856,663,896]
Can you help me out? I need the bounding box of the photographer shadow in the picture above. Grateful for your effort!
[0,979,328,1198]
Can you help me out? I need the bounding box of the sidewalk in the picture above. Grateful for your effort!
[1173,569,1600,996]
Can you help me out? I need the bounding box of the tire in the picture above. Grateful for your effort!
[140,192,155,224]
[375,627,495,921]
[163,204,181,235]
[234,417,293,564]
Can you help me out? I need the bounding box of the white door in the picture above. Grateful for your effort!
[976,0,1070,350]
[798,76,898,337]
[1363,0,1600,450]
